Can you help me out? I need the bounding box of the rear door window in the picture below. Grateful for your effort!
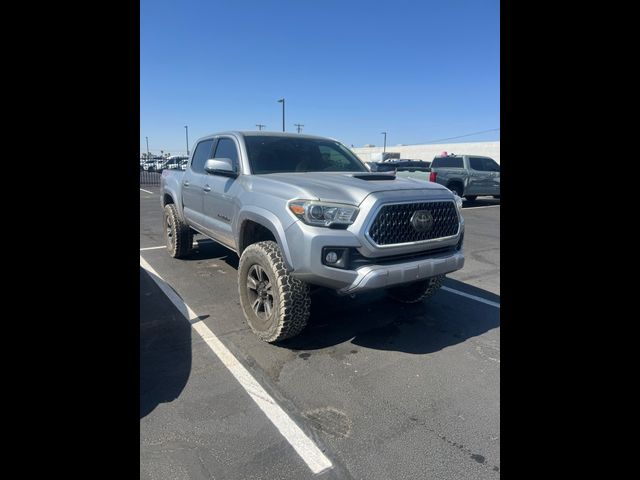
[469,157,486,171]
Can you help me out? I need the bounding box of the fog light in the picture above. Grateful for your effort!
[325,251,339,264]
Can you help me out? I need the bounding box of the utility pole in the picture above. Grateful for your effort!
[146,136,149,159]
[277,98,285,132]
[381,132,387,154]
[256,124,266,130]
[184,126,189,155]
[294,123,304,134]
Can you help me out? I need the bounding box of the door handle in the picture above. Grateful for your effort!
[183,181,190,187]
[203,185,211,192]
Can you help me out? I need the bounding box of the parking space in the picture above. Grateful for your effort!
[140,266,336,479]
[140,190,500,479]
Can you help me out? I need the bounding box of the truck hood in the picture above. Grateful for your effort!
[250,172,451,205]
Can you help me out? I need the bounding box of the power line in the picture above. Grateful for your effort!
[420,128,500,145]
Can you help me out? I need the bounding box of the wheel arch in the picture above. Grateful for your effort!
[236,208,295,271]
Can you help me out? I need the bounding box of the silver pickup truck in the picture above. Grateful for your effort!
[160,131,465,342]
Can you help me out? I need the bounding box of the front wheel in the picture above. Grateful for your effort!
[386,275,445,304]
[465,195,478,201]
[238,241,311,343]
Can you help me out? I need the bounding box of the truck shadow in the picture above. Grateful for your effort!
[182,239,240,269]
[280,278,500,355]
[140,267,193,419]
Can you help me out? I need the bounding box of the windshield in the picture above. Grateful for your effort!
[244,136,367,174]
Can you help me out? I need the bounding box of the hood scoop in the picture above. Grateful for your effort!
[351,173,397,181]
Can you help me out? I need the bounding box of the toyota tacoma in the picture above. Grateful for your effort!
[160,131,465,342]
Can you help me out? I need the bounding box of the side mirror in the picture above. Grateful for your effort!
[204,158,237,177]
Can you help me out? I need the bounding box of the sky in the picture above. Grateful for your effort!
[140,0,499,155]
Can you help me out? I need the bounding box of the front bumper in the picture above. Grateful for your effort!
[337,251,464,295]
[284,219,465,293]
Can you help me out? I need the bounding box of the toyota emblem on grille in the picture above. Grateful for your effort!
[410,210,434,232]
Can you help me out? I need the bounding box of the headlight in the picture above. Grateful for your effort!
[288,200,359,227]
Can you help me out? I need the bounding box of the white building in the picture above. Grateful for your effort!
[351,141,500,164]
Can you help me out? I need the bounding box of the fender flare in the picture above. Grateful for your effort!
[235,206,295,271]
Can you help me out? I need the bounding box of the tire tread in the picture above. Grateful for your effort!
[164,204,192,259]
[239,241,310,342]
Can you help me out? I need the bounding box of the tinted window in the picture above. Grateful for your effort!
[469,157,485,170]
[214,137,240,169]
[469,157,500,172]
[484,158,500,172]
[318,145,358,170]
[244,136,367,174]
[432,156,463,168]
[191,139,214,174]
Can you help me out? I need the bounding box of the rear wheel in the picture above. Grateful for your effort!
[238,241,311,342]
[386,275,445,304]
[163,204,193,258]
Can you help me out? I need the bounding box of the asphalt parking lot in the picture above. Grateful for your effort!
[140,187,500,479]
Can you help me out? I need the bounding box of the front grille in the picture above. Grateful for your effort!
[368,201,459,246]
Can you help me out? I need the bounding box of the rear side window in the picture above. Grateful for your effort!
[214,138,240,170]
[191,139,214,174]
[432,156,463,168]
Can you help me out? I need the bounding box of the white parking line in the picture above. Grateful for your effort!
[441,286,500,308]
[140,188,153,194]
[462,205,500,210]
[139,245,166,251]
[139,255,333,475]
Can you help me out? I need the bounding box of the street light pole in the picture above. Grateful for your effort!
[277,98,285,132]
[381,132,387,154]
[256,124,265,130]
[146,136,150,159]
[294,123,304,134]
[184,126,189,155]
